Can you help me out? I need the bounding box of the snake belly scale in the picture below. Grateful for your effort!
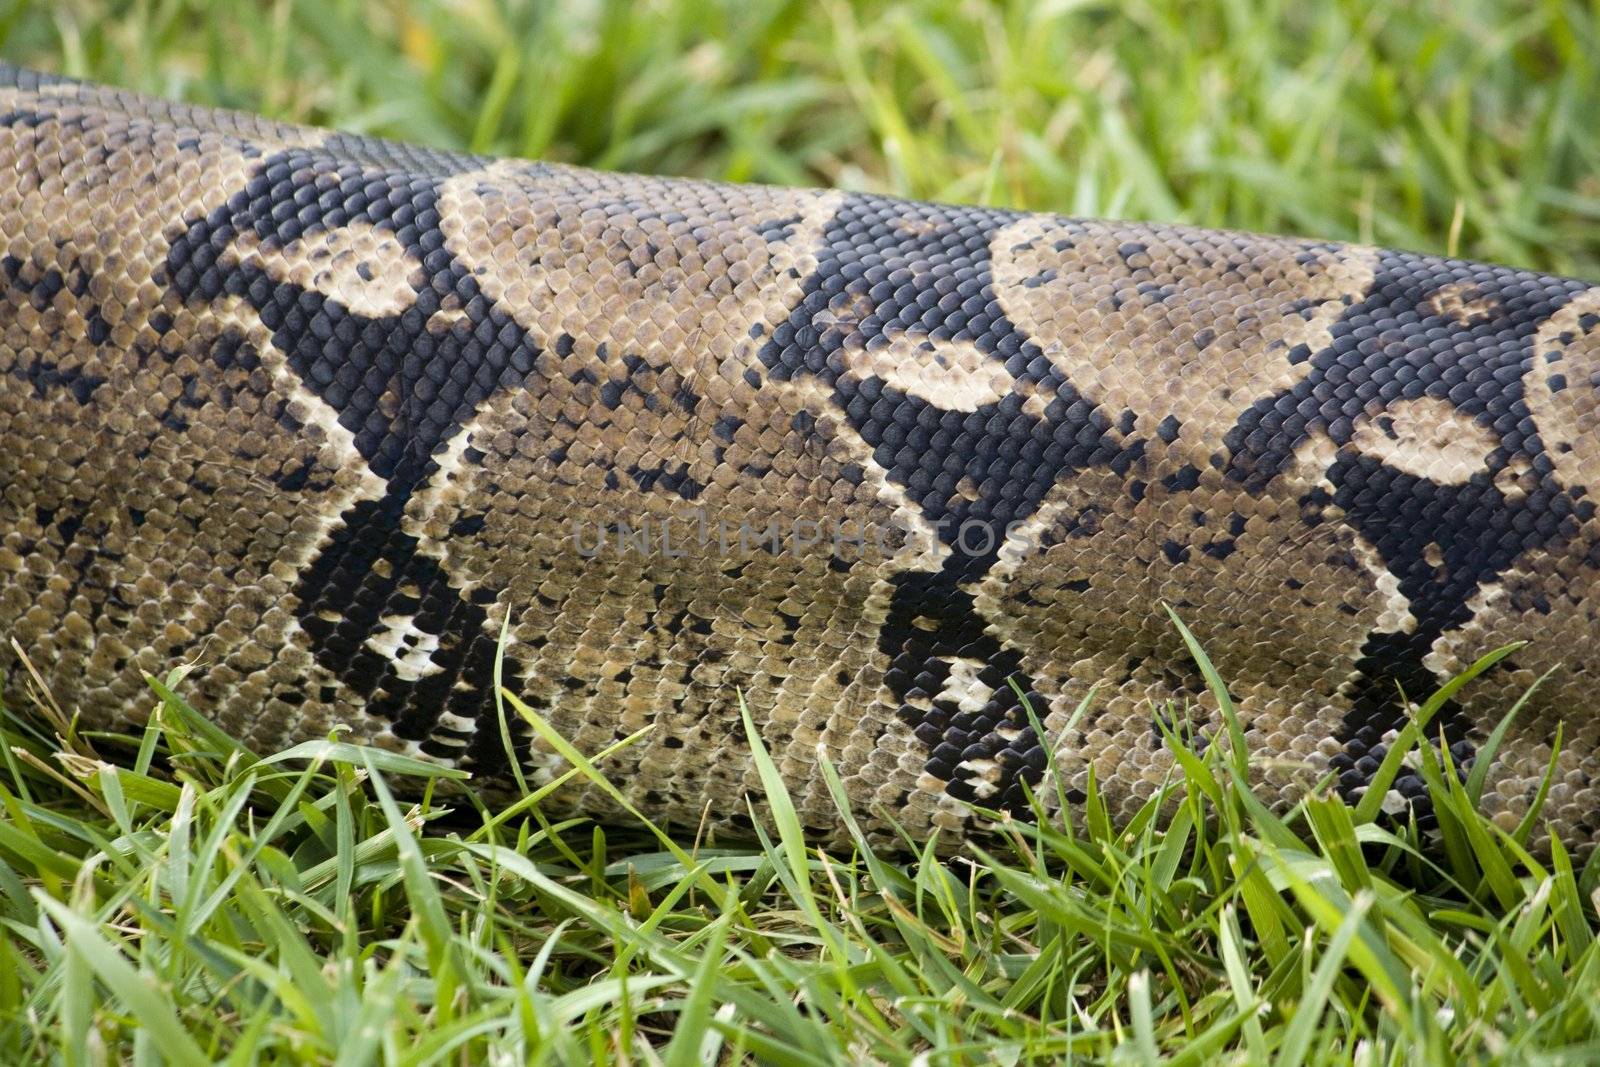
[0,64,1597,847]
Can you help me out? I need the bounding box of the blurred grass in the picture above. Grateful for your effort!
[4,0,1600,276]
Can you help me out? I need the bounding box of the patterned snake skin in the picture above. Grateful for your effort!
[1,64,1597,848]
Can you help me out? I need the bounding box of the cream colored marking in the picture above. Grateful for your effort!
[1495,454,1536,502]
[1349,397,1498,485]
[407,406,499,523]
[364,615,445,681]
[1350,535,1417,635]
[841,334,1017,412]
[957,757,1003,799]
[226,224,423,319]
[1423,581,1510,681]
[1423,282,1501,325]
[938,656,996,714]
[1524,287,1600,490]
[989,506,1053,582]
[427,307,472,331]
[436,712,478,732]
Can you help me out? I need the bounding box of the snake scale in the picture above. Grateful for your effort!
[1,64,1597,849]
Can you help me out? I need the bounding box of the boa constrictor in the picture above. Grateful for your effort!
[1,64,1596,847]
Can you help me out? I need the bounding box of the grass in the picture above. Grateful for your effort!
[3,637,1599,1063]
[3,0,1600,1062]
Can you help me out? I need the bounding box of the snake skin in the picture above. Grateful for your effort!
[1,64,1597,848]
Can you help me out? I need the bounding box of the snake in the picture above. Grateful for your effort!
[1,63,1597,849]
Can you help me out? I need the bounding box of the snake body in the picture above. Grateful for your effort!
[2,65,1598,846]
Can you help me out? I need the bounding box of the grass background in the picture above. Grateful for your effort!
[6,0,1600,277]
[3,0,1600,1063]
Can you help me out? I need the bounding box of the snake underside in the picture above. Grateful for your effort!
[1,64,1598,848]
